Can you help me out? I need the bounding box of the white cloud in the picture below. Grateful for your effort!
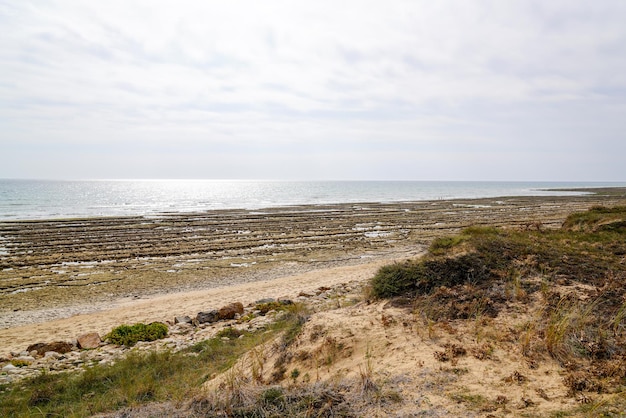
[1,0,625,180]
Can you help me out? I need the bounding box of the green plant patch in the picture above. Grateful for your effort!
[255,301,287,315]
[105,322,169,347]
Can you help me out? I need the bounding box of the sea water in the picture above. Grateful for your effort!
[0,179,624,221]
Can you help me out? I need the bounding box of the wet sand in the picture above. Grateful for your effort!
[1,189,625,354]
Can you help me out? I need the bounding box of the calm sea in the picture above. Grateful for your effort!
[0,180,624,221]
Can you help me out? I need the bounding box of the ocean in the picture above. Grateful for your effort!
[0,180,624,221]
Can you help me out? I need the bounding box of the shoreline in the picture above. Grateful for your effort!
[1,189,625,354]
[2,181,625,223]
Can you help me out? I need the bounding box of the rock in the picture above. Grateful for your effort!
[218,302,244,320]
[77,333,101,349]
[278,298,294,305]
[196,310,219,324]
[175,316,193,324]
[255,298,276,305]
[44,351,62,360]
[27,341,74,357]
[14,355,35,364]
[2,363,17,372]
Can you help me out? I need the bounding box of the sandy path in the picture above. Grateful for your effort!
[0,258,396,355]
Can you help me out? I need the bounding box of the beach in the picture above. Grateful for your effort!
[1,189,625,355]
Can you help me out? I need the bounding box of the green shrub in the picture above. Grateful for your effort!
[255,301,286,315]
[370,253,494,299]
[429,235,466,255]
[370,261,422,298]
[562,205,626,231]
[106,322,168,347]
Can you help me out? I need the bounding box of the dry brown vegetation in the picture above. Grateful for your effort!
[189,205,626,416]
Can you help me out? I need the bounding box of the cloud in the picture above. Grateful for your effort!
[1,0,625,180]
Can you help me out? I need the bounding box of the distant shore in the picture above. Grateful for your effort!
[0,189,625,354]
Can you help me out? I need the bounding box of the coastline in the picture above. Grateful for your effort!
[1,189,625,355]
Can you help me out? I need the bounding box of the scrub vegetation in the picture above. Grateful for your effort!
[370,205,626,415]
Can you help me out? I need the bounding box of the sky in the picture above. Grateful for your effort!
[1,1,625,181]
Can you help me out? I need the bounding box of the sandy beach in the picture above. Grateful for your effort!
[1,189,625,356]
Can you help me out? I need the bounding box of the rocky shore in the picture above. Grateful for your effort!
[1,189,625,367]
[2,190,625,324]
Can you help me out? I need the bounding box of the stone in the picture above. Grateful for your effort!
[27,341,73,357]
[218,302,244,320]
[44,351,62,360]
[2,363,17,372]
[255,298,276,305]
[278,298,294,305]
[15,355,35,364]
[175,316,193,324]
[196,310,219,324]
[77,332,101,349]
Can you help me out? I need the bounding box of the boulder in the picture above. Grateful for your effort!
[196,310,219,324]
[27,341,74,357]
[77,332,101,349]
[218,302,244,320]
[175,316,193,325]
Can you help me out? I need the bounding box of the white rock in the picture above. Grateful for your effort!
[2,364,17,372]
[44,351,62,360]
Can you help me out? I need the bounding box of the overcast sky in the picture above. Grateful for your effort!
[1,1,625,181]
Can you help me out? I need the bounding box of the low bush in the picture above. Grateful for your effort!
[106,322,168,347]
[370,253,495,299]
